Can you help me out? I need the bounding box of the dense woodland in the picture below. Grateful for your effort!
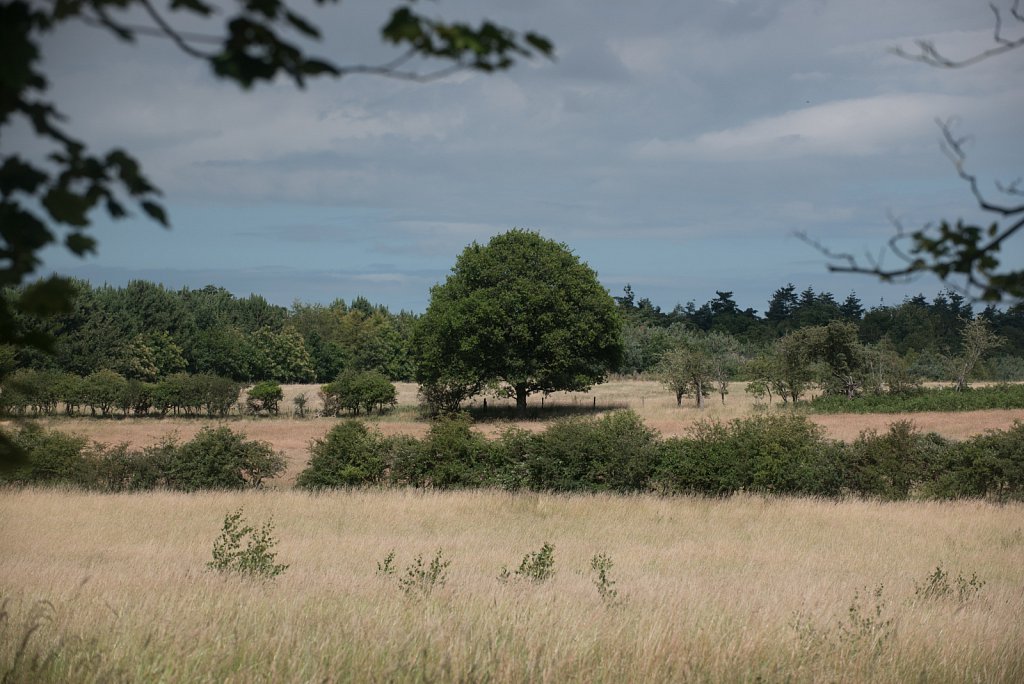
[2,279,1023,386]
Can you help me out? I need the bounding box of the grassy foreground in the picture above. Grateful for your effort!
[1,489,1023,682]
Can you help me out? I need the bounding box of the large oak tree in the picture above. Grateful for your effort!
[413,230,623,413]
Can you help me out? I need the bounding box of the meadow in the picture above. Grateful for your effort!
[24,380,1024,486]
[1,488,1022,682]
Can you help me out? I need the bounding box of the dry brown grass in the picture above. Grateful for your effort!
[1,488,1021,682]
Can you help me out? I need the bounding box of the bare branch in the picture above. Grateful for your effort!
[996,178,1024,196]
[937,119,1024,216]
[338,61,468,83]
[76,14,474,83]
[77,15,225,46]
[890,0,1024,68]
[137,0,216,59]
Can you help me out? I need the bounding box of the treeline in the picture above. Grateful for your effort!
[5,412,1023,501]
[3,279,1023,385]
[2,280,416,383]
[0,369,244,418]
[0,368,400,419]
[617,284,1024,376]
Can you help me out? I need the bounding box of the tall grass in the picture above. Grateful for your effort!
[1,489,1022,682]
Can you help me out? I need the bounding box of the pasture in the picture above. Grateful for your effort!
[1,489,1022,682]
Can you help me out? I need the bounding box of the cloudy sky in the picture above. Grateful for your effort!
[22,0,1024,313]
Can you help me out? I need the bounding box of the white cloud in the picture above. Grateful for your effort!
[633,93,975,161]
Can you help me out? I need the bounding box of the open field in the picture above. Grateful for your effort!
[1,489,1022,682]
[15,380,1024,486]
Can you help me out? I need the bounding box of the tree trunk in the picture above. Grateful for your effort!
[676,391,683,406]
[515,384,528,414]
[695,380,705,409]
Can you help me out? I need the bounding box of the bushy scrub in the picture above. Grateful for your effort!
[296,421,391,488]
[731,414,844,496]
[5,424,93,486]
[527,410,658,492]
[924,422,1024,500]
[652,414,843,496]
[93,442,171,492]
[391,413,491,488]
[808,383,1024,413]
[163,427,285,491]
[653,422,736,495]
[844,421,948,499]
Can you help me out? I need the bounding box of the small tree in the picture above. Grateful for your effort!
[953,318,1003,391]
[247,381,283,416]
[772,330,820,403]
[658,343,712,409]
[705,332,742,405]
[811,321,867,399]
[83,369,128,417]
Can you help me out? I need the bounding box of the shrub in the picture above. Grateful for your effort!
[247,380,283,416]
[913,564,985,603]
[56,372,86,416]
[730,414,844,496]
[652,414,843,496]
[207,508,288,580]
[398,549,450,597]
[0,368,32,415]
[652,423,734,495]
[93,442,168,492]
[390,413,491,488]
[590,553,620,606]
[198,374,241,417]
[5,424,93,486]
[500,542,555,583]
[0,369,66,416]
[293,392,308,417]
[923,422,1024,500]
[164,427,285,491]
[417,379,478,416]
[486,426,535,491]
[296,421,391,489]
[845,421,948,499]
[527,410,658,492]
[808,383,1024,414]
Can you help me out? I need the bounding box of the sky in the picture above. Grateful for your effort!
[17,0,1024,314]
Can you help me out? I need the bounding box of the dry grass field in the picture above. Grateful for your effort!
[1,489,1022,682]
[20,380,1024,487]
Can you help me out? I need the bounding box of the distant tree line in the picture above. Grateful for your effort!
[2,278,1022,392]
[1,280,416,384]
[617,284,1024,382]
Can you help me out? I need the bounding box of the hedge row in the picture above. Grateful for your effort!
[0,369,243,418]
[807,383,1024,414]
[5,412,1021,501]
[298,412,1024,501]
[3,425,284,491]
